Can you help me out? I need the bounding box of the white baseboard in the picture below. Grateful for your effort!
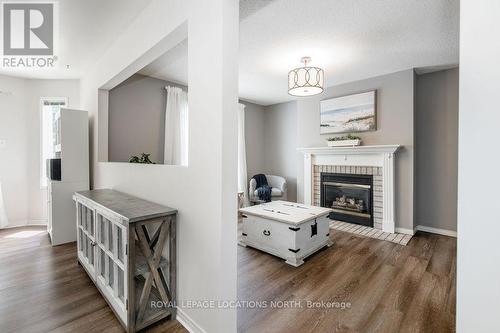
[416,225,457,237]
[0,219,47,230]
[1,225,25,230]
[0,220,28,229]
[176,308,207,333]
[395,227,416,235]
[28,219,47,225]
[395,225,457,237]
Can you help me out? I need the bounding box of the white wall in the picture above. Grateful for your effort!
[0,75,28,226]
[80,0,238,332]
[457,1,500,331]
[0,75,79,227]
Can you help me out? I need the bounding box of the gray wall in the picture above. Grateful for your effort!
[241,101,265,179]
[245,100,298,201]
[108,74,186,163]
[263,101,298,201]
[281,69,416,230]
[109,78,266,176]
[415,68,459,231]
[243,101,299,200]
[252,68,459,232]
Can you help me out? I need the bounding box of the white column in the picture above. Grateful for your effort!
[190,0,239,331]
[303,153,312,205]
[457,1,500,331]
[382,152,395,233]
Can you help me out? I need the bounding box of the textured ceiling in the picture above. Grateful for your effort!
[1,0,459,106]
[239,0,459,105]
[141,0,459,105]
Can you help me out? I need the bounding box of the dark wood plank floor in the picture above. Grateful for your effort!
[0,226,187,333]
[238,229,456,333]
[0,226,455,333]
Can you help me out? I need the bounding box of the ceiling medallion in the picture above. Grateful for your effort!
[288,56,324,97]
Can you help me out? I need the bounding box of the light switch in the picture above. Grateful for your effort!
[0,139,6,148]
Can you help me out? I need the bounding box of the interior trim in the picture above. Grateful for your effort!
[176,308,208,333]
[416,225,457,237]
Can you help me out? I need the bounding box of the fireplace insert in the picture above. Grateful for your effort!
[320,173,373,227]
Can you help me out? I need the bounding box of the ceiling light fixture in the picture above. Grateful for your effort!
[288,56,324,97]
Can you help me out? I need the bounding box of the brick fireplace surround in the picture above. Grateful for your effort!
[313,165,384,229]
[298,145,401,234]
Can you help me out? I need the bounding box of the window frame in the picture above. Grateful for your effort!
[40,97,68,189]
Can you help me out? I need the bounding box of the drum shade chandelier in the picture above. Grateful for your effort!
[288,56,324,97]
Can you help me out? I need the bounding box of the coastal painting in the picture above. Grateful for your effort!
[320,90,377,134]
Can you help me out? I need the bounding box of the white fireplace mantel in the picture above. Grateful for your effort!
[297,145,400,155]
[297,145,401,233]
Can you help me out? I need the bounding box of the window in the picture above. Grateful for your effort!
[40,98,67,188]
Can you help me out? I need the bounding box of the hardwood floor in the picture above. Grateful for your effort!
[0,226,455,333]
[238,229,456,333]
[0,226,186,333]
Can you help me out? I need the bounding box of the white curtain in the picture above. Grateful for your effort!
[164,86,188,165]
[0,180,8,228]
[238,103,249,207]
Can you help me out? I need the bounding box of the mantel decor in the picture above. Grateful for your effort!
[327,134,362,147]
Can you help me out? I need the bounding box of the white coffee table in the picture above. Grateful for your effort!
[239,201,333,266]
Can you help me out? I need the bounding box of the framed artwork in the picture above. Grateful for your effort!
[320,90,377,134]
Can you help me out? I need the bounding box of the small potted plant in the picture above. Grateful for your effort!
[129,153,156,164]
[326,134,362,147]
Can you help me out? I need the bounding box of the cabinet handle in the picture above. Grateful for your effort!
[263,230,271,236]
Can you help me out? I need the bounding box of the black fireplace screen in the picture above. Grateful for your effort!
[321,173,373,227]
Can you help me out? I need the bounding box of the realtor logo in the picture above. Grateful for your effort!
[3,2,53,55]
[1,1,57,69]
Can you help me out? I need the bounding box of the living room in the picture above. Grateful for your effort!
[237,68,458,332]
[0,1,498,333]
[240,68,458,235]
[236,2,458,328]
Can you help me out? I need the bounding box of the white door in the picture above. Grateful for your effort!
[95,211,128,325]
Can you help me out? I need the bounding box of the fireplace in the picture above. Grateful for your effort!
[320,173,374,227]
[299,145,400,233]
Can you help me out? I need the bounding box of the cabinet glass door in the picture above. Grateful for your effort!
[95,213,128,325]
[76,202,96,277]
